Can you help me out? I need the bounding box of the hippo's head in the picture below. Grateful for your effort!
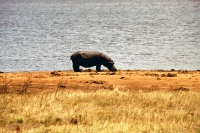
[103,60,117,72]
[101,53,117,72]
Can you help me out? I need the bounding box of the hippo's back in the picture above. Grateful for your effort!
[70,51,103,67]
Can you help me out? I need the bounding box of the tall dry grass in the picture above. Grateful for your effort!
[0,86,200,133]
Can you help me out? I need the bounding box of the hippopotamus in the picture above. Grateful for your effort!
[70,51,117,72]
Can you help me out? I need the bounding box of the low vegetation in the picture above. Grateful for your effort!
[0,85,200,133]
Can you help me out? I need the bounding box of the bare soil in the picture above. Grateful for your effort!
[0,70,200,94]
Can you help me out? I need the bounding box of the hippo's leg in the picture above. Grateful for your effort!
[96,65,101,72]
[73,64,81,72]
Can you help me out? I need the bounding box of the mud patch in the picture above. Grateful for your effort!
[102,85,115,90]
[50,71,61,76]
[161,73,177,77]
[85,80,105,84]
[120,76,129,80]
[144,73,159,77]
[173,87,189,91]
[167,73,177,77]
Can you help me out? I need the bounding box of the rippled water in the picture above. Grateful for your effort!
[0,0,200,72]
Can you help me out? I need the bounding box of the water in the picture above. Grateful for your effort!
[1,0,200,72]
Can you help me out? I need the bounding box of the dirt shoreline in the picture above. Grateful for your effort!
[0,70,200,94]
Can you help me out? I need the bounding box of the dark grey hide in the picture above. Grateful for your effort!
[70,51,117,72]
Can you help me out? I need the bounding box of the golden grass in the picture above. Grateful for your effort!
[0,87,200,133]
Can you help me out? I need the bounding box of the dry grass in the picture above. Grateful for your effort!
[0,86,200,133]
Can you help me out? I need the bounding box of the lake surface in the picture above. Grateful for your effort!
[1,0,200,72]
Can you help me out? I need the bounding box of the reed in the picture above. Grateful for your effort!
[0,86,200,133]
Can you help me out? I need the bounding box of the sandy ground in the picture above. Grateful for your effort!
[0,70,199,94]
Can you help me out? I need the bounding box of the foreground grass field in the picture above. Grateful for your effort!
[0,87,200,133]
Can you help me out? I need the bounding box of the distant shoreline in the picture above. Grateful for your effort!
[0,69,200,73]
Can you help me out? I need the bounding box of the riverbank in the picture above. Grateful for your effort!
[1,70,199,93]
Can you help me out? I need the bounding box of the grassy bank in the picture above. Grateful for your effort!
[0,87,200,133]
